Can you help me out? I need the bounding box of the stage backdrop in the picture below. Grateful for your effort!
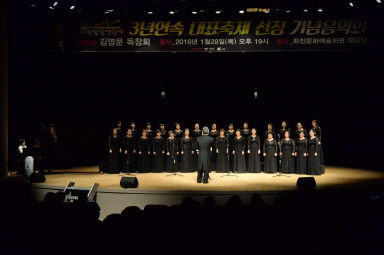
[61,18,369,52]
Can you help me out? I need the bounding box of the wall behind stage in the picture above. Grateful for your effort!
[9,48,384,170]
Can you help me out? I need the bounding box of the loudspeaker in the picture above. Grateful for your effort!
[30,172,46,183]
[120,177,138,188]
[296,177,316,190]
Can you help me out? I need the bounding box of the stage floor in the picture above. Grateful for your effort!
[29,166,384,192]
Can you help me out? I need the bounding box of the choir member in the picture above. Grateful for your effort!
[312,119,325,169]
[242,122,251,168]
[123,129,136,173]
[295,122,307,140]
[227,123,236,172]
[152,130,165,172]
[247,128,262,173]
[138,129,151,173]
[16,139,27,175]
[145,123,154,143]
[159,123,167,140]
[130,121,138,171]
[295,131,308,174]
[180,128,195,172]
[232,129,247,173]
[280,130,296,173]
[263,132,278,173]
[209,123,219,171]
[216,128,229,173]
[278,121,291,142]
[166,131,179,172]
[116,121,123,138]
[108,128,122,174]
[307,129,322,175]
[174,123,184,171]
[264,123,276,140]
[192,123,202,142]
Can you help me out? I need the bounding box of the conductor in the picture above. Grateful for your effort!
[196,126,214,184]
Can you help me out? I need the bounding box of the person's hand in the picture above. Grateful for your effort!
[176,152,179,155]
[263,153,266,157]
[242,151,245,156]
[133,150,136,154]
[292,153,295,156]
[294,152,297,157]
[167,152,170,156]
[232,151,235,155]
[109,149,112,154]
[258,150,261,155]
[304,153,307,157]
[139,151,142,155]
[192,151,194,154]
[181,151,184,155]
[274,153,278,157]
[153,152,156,155]
[314,152,318,157]
[197,151,199,155]
[318,141,321,145]
[124,150,128,155]
[248,150,250,154]
[148,151,150,155]
[119,148,122,153]
[162,151,165,154]
[216,149,219,154]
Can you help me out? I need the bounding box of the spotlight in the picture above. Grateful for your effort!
[147,11,154,14]
[286,10,291,13]
[70,5,75,10]
[215,10,222,14]
[169,11,175,14]
[377,0,382,3]
[349,2,354,7]
[160,87,166,99]
[303,9,308,12]
[253,88,258,99]
[317,8,323,12]
[53,1,58,6]
[192,11,197,14]
[107,9,114,12]
[239,10,245,14]
[49,6,55,10]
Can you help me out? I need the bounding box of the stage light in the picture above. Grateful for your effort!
[29,4,36,7]
[239,10,245,14]
[254,89,258,99]
[377,0,381,3]
[70,5,75,10]
[160,87,166,99]
[286,10,291,13]
[169,11,175,14]
[349,2,354,7]
[303,9,308,12]
[147,11,154,14]
[49,6,55,10]
[53,1,58,6]
[215,10,222,14]
[107,9,114,12]
[317,8,323,12]
[192,11,197,14]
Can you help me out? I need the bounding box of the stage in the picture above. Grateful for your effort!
[27,166,384,219]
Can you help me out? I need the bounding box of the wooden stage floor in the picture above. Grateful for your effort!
[31,166,384,192]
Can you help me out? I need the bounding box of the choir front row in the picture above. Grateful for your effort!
[108,126,325,176]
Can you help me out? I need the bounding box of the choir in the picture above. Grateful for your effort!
[107,121,325,175]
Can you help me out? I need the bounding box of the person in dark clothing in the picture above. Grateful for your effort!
[307,129,323,175]
[295,130,308,174]
[263,132,278,173]
[180,128,195,172]
[159,124,167,140]
[264,123,276,141]
[232,129,247,173]
[152,130,165,172]
[278,121,291,143]
[312,119,325,169]
[280,130,296,173]
[166,131,179,172]
[122,129,136,173]
[227,123,236,172]
[137,129,151,173]
[247,128,262,173]
[209,123,219,171]
[108,128,122,174]
[196,127,214,183]
[215,128,229,173]
[16,139,27,175]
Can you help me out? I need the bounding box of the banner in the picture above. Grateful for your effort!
[66,19,369,52]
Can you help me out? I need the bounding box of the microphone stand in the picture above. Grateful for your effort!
[221,133,238,177]
[273,135,290,178]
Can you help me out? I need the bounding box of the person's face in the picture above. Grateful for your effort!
[236,130,241,136]
[244,123,248,129]
[22,141,26,146]
[309,130,314,137]
[185,130,190,136]
[212,124,216,130]
[252,129,256,135]
[147,125,151,130]
[157,132,161,138]
[160,125,164,130]
[284,132,289,138]
[268,133,272,139]
[176,124,180,130]
[117,123,121,128]
[268,125,272,130]
[170,133,174,138]
[127,129,132,136]
[220,130,225,136]
[131,123,135,129]
[229,125,233,130]
[195,124,199,130]
[282,122,286,128]
[142,131,147,137]
[312,121,316,127]
[299,132,304,138]
[297,123,302,129]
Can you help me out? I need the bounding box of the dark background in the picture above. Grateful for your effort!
[8,1,384,170]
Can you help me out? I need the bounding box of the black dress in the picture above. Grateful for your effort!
[145,130,154,144]
[242,129,251,168]
[174,130,184,171]
[137,137,151,173]
[296,138,308,174]
[263,139,278,173]
[233,136,247,173]
[313,126,325,168]
[108,135,122,173]
[122,136,136,173]
[294,128,308,140]
[248,135,262,173]
[216,136,228,173]
[209,130,219,171]
[130,129,139,172]
[307,137,322,175]
[166,137,179,172]
[152,137,165,172]
[180,137,195,172]
[278,128,291,142]
[227,130,236,171]
[280,138,296,173]
[160,129,167,140]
